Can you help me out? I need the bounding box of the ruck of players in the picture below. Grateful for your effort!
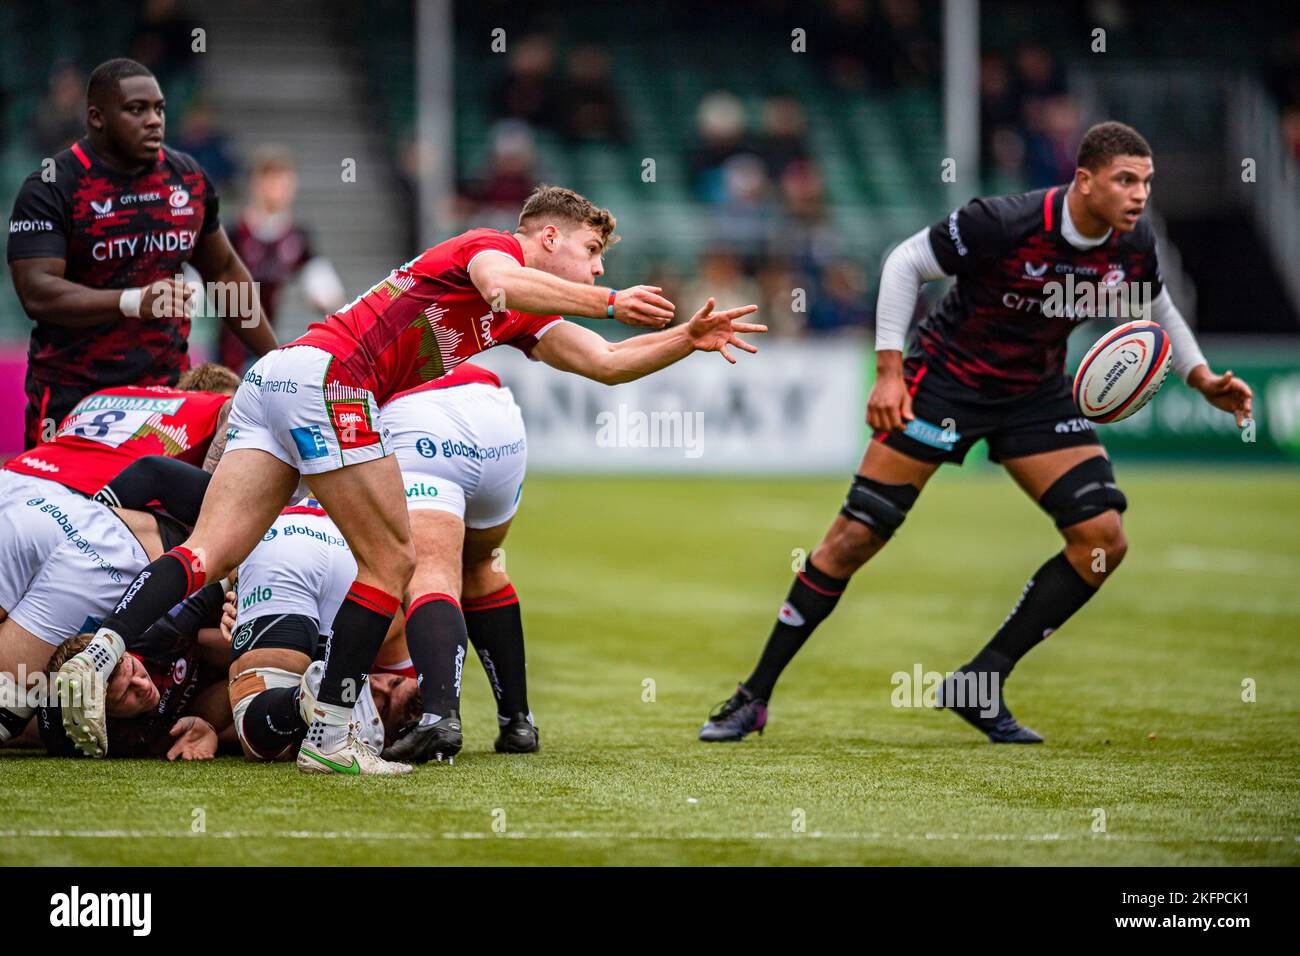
[3,58,1251,777]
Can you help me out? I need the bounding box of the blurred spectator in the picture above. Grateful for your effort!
[560,45,625,143]
[757,95,809,180]
[1015,43,1068,101]
[681,252,763,324]
[755,259,803,338]
[172,101,238,190]
[779,160,842,283]
[1023,96,1081,187]
[490,35,560,133]
[808,260,871,333]
[711,154,780,262]
[460,119,542,218]
[32,63,85,157]
[879,0,939,88]
[1283,107,1300,163]
[691,91,752,203]
[130,0,199,89]
[221,147,345,373]
[979,54,1020,168]
[820,0,874,90]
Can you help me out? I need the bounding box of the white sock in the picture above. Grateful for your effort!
[79,630,126,681]
[305,701,352,751]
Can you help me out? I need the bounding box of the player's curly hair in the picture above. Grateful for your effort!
[1076,121,1152,171]
[176,362,242,394]
[517,184,619,249]
[46,633,97,676]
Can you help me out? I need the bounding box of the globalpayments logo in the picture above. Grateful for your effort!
[49,885,151,936]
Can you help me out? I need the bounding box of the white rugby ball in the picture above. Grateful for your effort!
[1073,320,1172,423]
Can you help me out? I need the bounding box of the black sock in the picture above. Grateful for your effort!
[100,546,206,641]
[242,688,307,759]
[405,594,468,719]
[317,582,400,708]
[744,559,849,701]
[465,582,528,719]
[969,552,1098,678]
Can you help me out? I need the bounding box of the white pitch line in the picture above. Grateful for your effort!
[0,829,1295,844]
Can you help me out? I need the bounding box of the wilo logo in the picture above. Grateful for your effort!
[49,886,151,936]
[595,404,704,459]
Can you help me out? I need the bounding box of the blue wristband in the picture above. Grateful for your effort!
[606,289,618,318]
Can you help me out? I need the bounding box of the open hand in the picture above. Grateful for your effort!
[1190,367,1253,427]
[167,716,218,761]
[685,299,765,364]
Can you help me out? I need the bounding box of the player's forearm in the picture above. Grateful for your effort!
[600,325,695,384]
[876,349,904,379]
[185,680,234,734]
[1148,288,1208,381]
[490,266,611,319]
[16,272,125,327]
[875,228,947,353]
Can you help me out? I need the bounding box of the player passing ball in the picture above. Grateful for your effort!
[58,184,764,773]
[700,121,1251,744]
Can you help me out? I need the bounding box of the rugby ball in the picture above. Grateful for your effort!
[1072,320,1172,423]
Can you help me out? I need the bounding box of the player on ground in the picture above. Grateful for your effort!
[377,362,535,763]
[0,362,240,504]
[699,121,1252,744]
[58,184,764,773]
[5,57,275,449]
[38,584,234,760]
[225,500,420,763]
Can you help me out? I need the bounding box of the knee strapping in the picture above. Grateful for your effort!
[1038,456,1127,529]
[840,476,919,540]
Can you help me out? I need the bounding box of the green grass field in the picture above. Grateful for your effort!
[3,468,1299,866]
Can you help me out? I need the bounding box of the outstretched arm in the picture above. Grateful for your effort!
[531,299,764,385]
[1148,288,1253,427]
[468,253,675,328]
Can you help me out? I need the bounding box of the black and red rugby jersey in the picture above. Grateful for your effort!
[6,138,221,398]
[914,184,1162,398]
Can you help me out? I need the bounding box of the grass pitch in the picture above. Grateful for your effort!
[3,468,1298,866]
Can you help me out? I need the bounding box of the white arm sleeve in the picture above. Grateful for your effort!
[874,228,949,352]
[300,256,347,314]
[1148,287,1207,381]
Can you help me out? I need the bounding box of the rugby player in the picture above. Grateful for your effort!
[0,486,187,742]
[699,121,1252,744]
[224,501,420,763]
[60,184,764,774]
[0,362,241,505]
[377,362,536,763]
[38,583,234,760]
[6,58,276,449]
[1,442,220,744]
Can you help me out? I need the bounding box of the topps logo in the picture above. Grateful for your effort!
[49,885,152,936]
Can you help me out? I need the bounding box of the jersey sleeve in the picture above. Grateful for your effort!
[6,173,69,262]
[926,196,1009,276]
[505,313,565,358]
[200,170,221,235]
[455,230,525,274]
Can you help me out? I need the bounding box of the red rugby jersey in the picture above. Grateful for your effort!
[3,385,229,494]
[294,229,561,403]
